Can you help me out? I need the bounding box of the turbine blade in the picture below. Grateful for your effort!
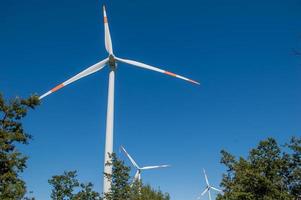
[211,186,222,193]
[140,165,170,170]
[208,190,212,200]
[115,57,200,85]
[39,58,108,99]
[120,146,140,169]
[203,169,210,186]
[103,5,113,54]
[201,187,209,196]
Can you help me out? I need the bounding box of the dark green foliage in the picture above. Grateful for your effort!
[217,137,301,200]
[48,171,79,200]
[48,170,101,200]
[0,94,39,200]
[139,184,170,200]
[130,180,142,200]
[23,191,35,200]
[104,153,131,200]
[285,137,301,197]
[130,180,170,200]
[73,182,102,200]
[104,153,170,200]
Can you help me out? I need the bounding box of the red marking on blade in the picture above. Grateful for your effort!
[104,17,108,23]
[165,71,177,77]
[51,84,64,92]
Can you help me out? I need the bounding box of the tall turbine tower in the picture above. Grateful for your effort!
[103,6,115,195]
[39,5,199,196]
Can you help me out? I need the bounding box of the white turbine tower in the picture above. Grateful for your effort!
[39,5,199,195]
[121,146,170,183]
[198,169,222,200]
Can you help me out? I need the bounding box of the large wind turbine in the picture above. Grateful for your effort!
[39,5,199,195]
[121,146,170,183]
[198,169,222,200]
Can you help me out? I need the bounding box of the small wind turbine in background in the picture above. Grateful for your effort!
[121,146,170,183]
[198,169,222,200]
[38,5,198,195]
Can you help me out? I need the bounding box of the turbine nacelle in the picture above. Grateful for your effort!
[108,55,117,70]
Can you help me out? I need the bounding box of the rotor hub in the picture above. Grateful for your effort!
[108,55,116,70]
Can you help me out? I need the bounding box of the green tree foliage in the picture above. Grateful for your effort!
[23,191,35,200]
[48,171,79,200]
[48,170,101,200]
[104,153,170,200]
[285,137,301,197]
[73,182,102,200]
[0,94,39,200]
[217,137,301,200]
[138,184,170,200]
[104,153,131,200]
[130,180,170,200]
[130,180,142,200]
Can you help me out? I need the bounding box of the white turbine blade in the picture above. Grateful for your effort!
[201,187,209,196]
[39,58,108,99]
[211,186,222,193]
[208,190,212,200]
[115,57,200,85]
[140,165,170,170]
[120,146,140,169]
[103,5,113,54]
[203,169,209,186]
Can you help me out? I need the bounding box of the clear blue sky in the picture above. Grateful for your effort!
[1,0,300,199]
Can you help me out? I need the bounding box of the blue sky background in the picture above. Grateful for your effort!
[1,0,301,199]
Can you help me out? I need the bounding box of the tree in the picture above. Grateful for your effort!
[73,182,102,200]
[104,153,170,200]
[48,171,79,200]
[104,153,131,200]
[49,154,170,200]
[139,184,170,200]
[285,137,301,198]
[217,137,301,200]
[130,180,142,200]
[130,180,170,200]
[0,94,39,200]
[48,170,101,200]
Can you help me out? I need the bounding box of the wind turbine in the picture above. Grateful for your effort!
[121,146,170,183]
[39,5,199,195]
[198,169,222,200]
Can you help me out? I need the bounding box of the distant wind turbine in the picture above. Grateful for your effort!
[121,146,170,183]
[39,5,199,195]
[198,169,222,200]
